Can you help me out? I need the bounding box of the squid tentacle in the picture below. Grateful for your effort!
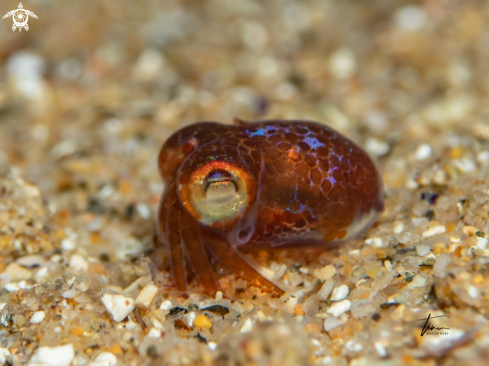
[158,183,187,293]
[204,230,285,296]
[180,209,219,295]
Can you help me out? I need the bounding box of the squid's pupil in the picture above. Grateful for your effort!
[205,169,233,184]
[204,169,238,203]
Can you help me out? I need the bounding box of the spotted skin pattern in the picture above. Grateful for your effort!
[156,119,384,296]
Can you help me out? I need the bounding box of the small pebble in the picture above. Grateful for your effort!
[0,348,10,365]
[75,279,89,292]
[61,238,76,250]
[477,151,489,163]
[393,222,404,234]
[355,279,367,287]
[92,352,117,366]
[433,170,446,185]
[316,265,336,281]
[408,275,426,289]
[477,237,488,250]
[36,267,48,279]
[329,48,356,79]
[256,310,268,322]
[422,328,464,350]
[186,312,196,328]
[365,237,383,247]
[462,225,478,236]
[331,285,349,301]
[453,159,476,173]
[415,143,432,160]
[136,203,151,219]
[294,304,305,316]
[317,280,334,301]
[201,305,230,315]
[433,242,448,256]
[69,254,88,271]
[422,226,446,239]
[5,283,20,292]
[323,316,340,331]
[62,288,76,299]
[101,293,135,322]
[346,340,363,353]
[30,311,45,324]
[16,255,45,268]
[365,138,390,157]
[240,318,253,333]
[327,300,351,317]
[146,328,161,339]
[394,5,428,31]
[159,300,172,310]
[4,262,32,281]
[468,286,479,299]
[284,295,299,313]
[193,314,212,329]
[406,179,419,190]
[274,264,287,279]
[135,284,158,309]
[125,319,137,330]
[423,254,436,266]
[433,253,452,278]
[133,48,164,81]
[375,342,387,358]
[416,245,430,256]
[29,344,74,366]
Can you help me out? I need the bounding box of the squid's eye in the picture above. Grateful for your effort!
[205,170,237,204]
[179,164,256,225]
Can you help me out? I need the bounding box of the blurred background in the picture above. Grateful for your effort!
[0,0,488,261]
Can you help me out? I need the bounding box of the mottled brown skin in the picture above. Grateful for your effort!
[156,119,384,296]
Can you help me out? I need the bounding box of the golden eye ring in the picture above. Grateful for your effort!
[178,161,257,229]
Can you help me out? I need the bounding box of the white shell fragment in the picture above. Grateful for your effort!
[29,344,74,366]
[69,254,88,271]
[414,143,432,160]
[327,300,351,317]
[4,262,32,281]
[416,245,430,256]
[365,137,390,157]
[317,280,334,301]
[408,275,426,289]
[422,226,446,239]
[159,300,172,310]
[101,293,135,322]
[316,265,336,281]
[0,348,11,365]
[61,238,76,250]
[146,327,161,339]
[323,316,340,331]
[135,284,158,309]
[477,237,488,250]
[331,285,349,301]
[30,311,45,324]
[375,342,387,358]
[240,318,253,333]
[89,352,117,366]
